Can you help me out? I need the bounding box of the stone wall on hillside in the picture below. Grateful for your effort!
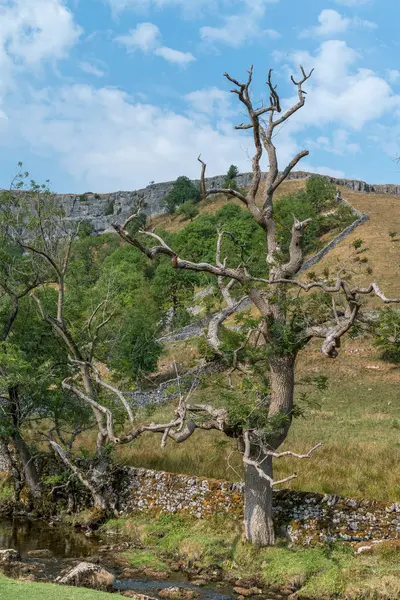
[48,171,400,233]
[123,467,400,545]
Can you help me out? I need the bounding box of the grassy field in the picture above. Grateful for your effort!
[0,574,114,600]
[110,334,400,502]
[100,512,400,599]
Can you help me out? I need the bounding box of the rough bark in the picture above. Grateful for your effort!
[11,432,41,502]
[8,387,42,503]
[244,452,275,546]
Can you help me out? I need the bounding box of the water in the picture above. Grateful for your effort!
[0,517,100,559]
[116,578,235,600]
[0,518,237,599]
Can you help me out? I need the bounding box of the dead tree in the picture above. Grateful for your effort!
[113,65,400,546]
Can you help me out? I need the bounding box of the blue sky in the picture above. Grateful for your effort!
[0,0,400,193]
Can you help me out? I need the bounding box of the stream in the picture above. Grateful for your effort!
[0,518,236,599]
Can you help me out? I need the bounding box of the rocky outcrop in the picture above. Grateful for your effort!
[56,561,115,591]
[0,549,21,563]
[39,171,400,234]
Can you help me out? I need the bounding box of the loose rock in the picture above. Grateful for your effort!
[27,549,53,558]
[0,549,21,563]
[56,561,115,591]
[158,586,199,600]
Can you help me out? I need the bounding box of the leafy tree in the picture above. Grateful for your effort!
[162,176,201,215]
[224,165,239,190]
[0,167,163,514]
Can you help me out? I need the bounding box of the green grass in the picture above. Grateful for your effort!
[100,512,400,599]
[0,574,114,600]
[121,549,169,571]
[113,337,400,502]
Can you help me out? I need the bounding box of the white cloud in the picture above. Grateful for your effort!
[116,22,161,52]
[281,41,400,132]
[301,164,345,178]
[154,46,195,65]
[102,0,221,18]
[306,129,360,155]
[117,22,195,64]
[185,87,235,119]
[387,69,400,85]
[200,0,279,48]
[79,61,105,77]
[264,29,281,40]
[1,80,310,192]
[0,0,81,98]
[300,9,376,38]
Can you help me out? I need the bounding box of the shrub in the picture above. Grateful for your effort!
[162,176,201,215]
[104,199,115,216]
[306,175,336,211]
[177,201,199,221]
[375,308,400,364]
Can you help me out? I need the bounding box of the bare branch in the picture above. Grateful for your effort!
[198,154,207,202]
[93,374,135,425]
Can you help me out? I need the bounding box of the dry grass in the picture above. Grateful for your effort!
[105,331,400,502]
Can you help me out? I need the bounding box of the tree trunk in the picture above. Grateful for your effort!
[268,354,296,446]
[11,432,42,502]
[8,386,42,503]
[244,354,296,547]
[244,452,275,546]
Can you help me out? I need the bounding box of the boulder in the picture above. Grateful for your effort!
[233,587,263,597]
[56,561,115,591]
[158,587,199,600]
[27,549,53,558]
[0,549,21,563]
[354,539,400,554]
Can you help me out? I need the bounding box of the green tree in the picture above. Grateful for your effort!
[162,176,201,215]
[305,175,336,211]
[223,165,239,190]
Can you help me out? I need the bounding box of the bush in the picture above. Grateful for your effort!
[104,199,115,216]
[305,175,336,211]
[375,308,400,364]
[162,176,201,215]
[177,201,199,221]
[78,220,94,238]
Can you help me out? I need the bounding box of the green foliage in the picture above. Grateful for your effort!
[223,164,239,190]
[162,176,201,215]
[176,200,199,221]
[78,220,94,238]
[305,175,336,211]
[274,193,320,256]
[375,308,400,364]
[318,203,355,235]
[104,199,115,216]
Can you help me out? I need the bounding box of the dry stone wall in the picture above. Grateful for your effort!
[123,467,400,545]
[50,171,400,233]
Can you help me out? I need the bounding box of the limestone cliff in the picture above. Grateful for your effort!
[51,171,400,233]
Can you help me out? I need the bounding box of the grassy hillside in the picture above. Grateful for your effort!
[108,180,400,502]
